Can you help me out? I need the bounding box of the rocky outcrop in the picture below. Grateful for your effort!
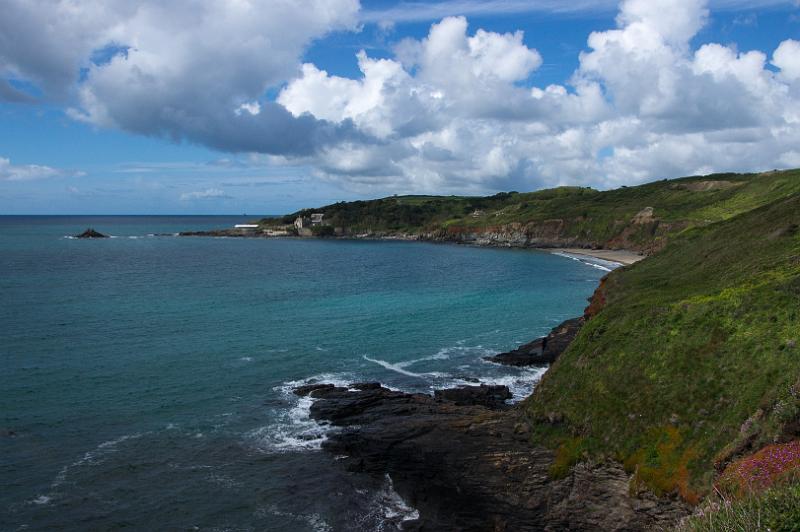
[485,317,584,367]
[304,383,690,530]
[424,220,595,250]
[434,384,512,408]
[75,228,108,238]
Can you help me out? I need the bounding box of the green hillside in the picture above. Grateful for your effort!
[527,192,800,500]
[267,169,800,252]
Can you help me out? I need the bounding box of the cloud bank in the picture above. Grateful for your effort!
[279,0,800,192]
[2,0,800,195]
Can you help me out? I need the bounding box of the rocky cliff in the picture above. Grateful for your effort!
[301,383,689,531]
[298,317,691,530]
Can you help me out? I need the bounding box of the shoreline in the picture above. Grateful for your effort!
[178,229,648,267]
[542,247,645,266]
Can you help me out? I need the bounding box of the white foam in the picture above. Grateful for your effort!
[240,356,253,362]
[51,432,144,489]
[365,346,484,375]
[363,356,426,378]
[552,252,619,272]
[247,373,354,453]
[31,495,51,505]
[375,474,419,524]
[476,367,548,402]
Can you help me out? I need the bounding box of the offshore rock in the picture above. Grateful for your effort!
[485,317,584,367]
[75,228,108,238]
[303,383,689,530]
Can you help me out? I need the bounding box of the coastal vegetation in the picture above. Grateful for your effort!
[264,169,800,253]
[274,168,800,527]
[528,190,800,503]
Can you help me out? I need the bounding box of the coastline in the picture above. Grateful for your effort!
[542,247,645,266]
[178,229,647,267]
[159,226,682,527]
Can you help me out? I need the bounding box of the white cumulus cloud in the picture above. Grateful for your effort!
[0,157,76,181]
[276,0,800,194]
[2,0,800,197]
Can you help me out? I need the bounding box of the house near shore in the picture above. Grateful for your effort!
[294,216,311,230]
[295,213,326,231]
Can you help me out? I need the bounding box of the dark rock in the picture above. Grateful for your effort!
[350,382,383,391]
[75,228,108,239]
[485,317,584,367]
[293,383,336,397]
[306,384,689,530]
[434,384,512,409]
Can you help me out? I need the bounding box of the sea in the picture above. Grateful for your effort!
[0,215,613,531]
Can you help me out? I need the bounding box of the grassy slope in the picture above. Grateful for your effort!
[268,170,800,249]
[679,480,800,531]
[527,192,800,498]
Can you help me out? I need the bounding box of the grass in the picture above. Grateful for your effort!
[526,193,800,498]
[678,480,800,531]
[264,169,800,252]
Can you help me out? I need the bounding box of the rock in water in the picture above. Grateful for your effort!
[75,228,108,239]
[485,317,584,367]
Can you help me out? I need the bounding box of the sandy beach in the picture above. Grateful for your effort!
[545,248,645,266]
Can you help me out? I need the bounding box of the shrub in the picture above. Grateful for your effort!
[311,225,335,237]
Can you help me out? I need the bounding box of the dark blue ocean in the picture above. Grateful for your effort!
[1,216,609,531]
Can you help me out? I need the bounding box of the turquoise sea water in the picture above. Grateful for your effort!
[1,216,609,531]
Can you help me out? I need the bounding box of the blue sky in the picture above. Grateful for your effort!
[1,0,799,214]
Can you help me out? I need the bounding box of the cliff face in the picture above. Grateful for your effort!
[421,213,689,253]
[425,219,594,249]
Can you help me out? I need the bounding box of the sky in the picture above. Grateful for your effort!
[1,0,799,214]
